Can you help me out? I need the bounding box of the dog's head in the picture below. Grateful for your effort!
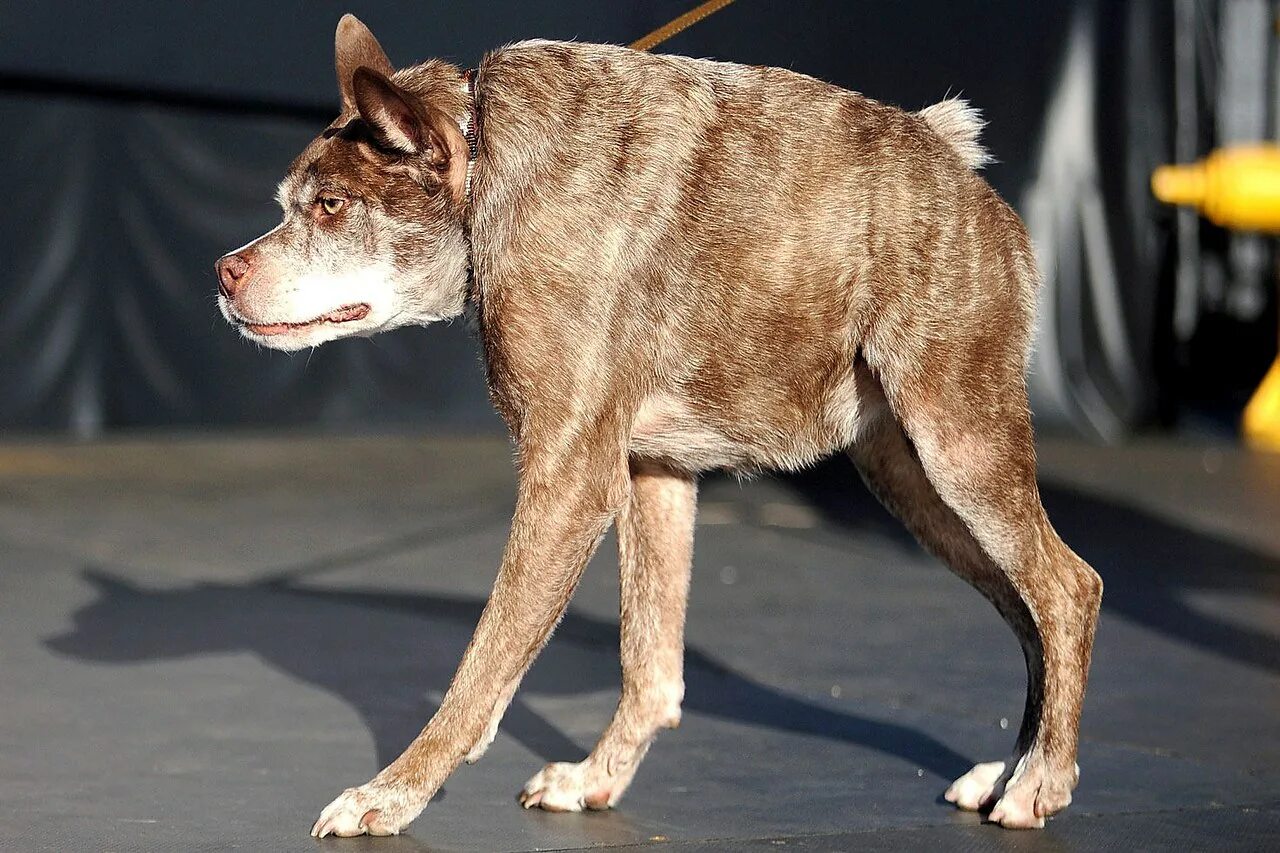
[215,15,472,351]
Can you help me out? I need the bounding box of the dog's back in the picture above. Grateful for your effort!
[470,41,1037,473]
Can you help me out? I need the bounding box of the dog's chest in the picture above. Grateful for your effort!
[627,361,870,474]
[629,394,750,472]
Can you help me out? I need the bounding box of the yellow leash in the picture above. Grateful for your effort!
[630,0,739,52]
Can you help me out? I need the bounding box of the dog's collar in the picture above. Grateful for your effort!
[458,69,479,203]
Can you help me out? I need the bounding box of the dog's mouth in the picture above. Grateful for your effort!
[237,303,371,336]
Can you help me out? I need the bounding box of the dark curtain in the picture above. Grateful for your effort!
[0,0,1169,436]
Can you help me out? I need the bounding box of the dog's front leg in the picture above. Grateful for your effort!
[311,429,630,838]
[521,460,696,811]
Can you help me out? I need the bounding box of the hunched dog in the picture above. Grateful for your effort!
[215,15,1103,838]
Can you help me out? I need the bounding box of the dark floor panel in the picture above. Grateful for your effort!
[598,804,1280,852]
[0,435,1276,851]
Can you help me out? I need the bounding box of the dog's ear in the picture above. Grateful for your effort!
[352,66,426,154]
[352,66,469,197]
[336,14,393,113]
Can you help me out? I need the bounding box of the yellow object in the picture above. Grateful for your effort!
[1152,145,1280,233]
[1153,145,1280,451]
[1244,356,1280,451]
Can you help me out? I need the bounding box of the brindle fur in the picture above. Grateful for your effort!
[215,15,1103,837]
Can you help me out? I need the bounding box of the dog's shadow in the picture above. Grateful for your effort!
[47,454,1277,811]
[783,456,1280,674]
[44,563,974,784]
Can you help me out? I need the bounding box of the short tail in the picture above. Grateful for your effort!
[917,97,991,170]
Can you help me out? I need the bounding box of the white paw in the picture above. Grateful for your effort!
[310,782,424,838]
[519,761,619,812]
[988,784,1046,830]
[944,760,1006,811]
[987,760,1077,829]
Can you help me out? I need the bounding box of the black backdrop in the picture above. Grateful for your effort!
[1,1,1163,435]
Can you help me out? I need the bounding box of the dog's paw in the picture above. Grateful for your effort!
[310,782,425,838]
[943,760,1007,811]
[988,760,1078,830]
[519,761,620,812]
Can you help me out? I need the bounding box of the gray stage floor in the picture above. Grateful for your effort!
[1,434,1277,851]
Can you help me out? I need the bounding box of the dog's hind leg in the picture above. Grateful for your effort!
[848,359,1101,829]
[520,460,695,812]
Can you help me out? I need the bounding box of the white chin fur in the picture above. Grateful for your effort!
[225,262,408,351]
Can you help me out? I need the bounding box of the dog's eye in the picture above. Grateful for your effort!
[319,196,345,216]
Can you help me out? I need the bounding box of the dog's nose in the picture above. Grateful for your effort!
[216,253,252,301]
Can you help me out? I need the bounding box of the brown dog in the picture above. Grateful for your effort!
[215,14,1103,838]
